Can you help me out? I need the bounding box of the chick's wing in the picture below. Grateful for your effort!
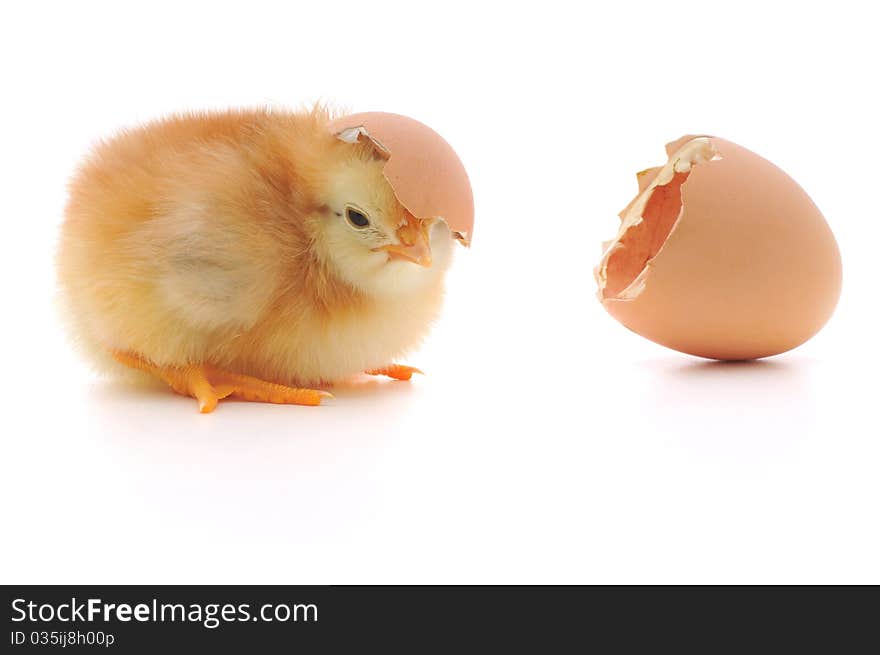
[126,201,283,335]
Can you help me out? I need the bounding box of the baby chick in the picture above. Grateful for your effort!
[58,106,460,412]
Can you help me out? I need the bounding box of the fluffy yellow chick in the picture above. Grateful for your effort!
[58,106,456,412]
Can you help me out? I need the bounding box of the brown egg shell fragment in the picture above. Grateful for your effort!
[327,112,474,246]
[614,166,663,221]
[665,134,708,158]
[601,137,842,360]
[637,166,663,193]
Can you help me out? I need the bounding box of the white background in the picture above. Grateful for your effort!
[1,1,877,584]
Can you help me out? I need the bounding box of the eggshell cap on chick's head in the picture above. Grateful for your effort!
[327,112,474,245]
[596,135,842,360]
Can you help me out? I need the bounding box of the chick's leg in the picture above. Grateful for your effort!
[203,366,332,407]
[112,351,227,413]
[112,352,331,413]
[366,364,423,381]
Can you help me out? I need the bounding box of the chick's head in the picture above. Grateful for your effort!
[308,141,454,298]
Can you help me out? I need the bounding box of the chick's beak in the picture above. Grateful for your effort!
[375,213,433,267]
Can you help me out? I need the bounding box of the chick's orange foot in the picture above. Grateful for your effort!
[365,364,424,381]
[111,351,332,413]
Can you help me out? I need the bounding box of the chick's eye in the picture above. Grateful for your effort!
[345,207,370,228]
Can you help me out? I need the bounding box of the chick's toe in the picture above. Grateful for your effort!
[365,364,424,381]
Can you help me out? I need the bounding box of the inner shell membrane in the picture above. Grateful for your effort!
[603,171,689,298]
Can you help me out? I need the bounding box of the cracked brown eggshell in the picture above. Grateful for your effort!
[327,112,474,245]
[596,136,842,360]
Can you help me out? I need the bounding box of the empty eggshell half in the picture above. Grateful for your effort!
[327,112,474,245]
[596,136,842,360]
